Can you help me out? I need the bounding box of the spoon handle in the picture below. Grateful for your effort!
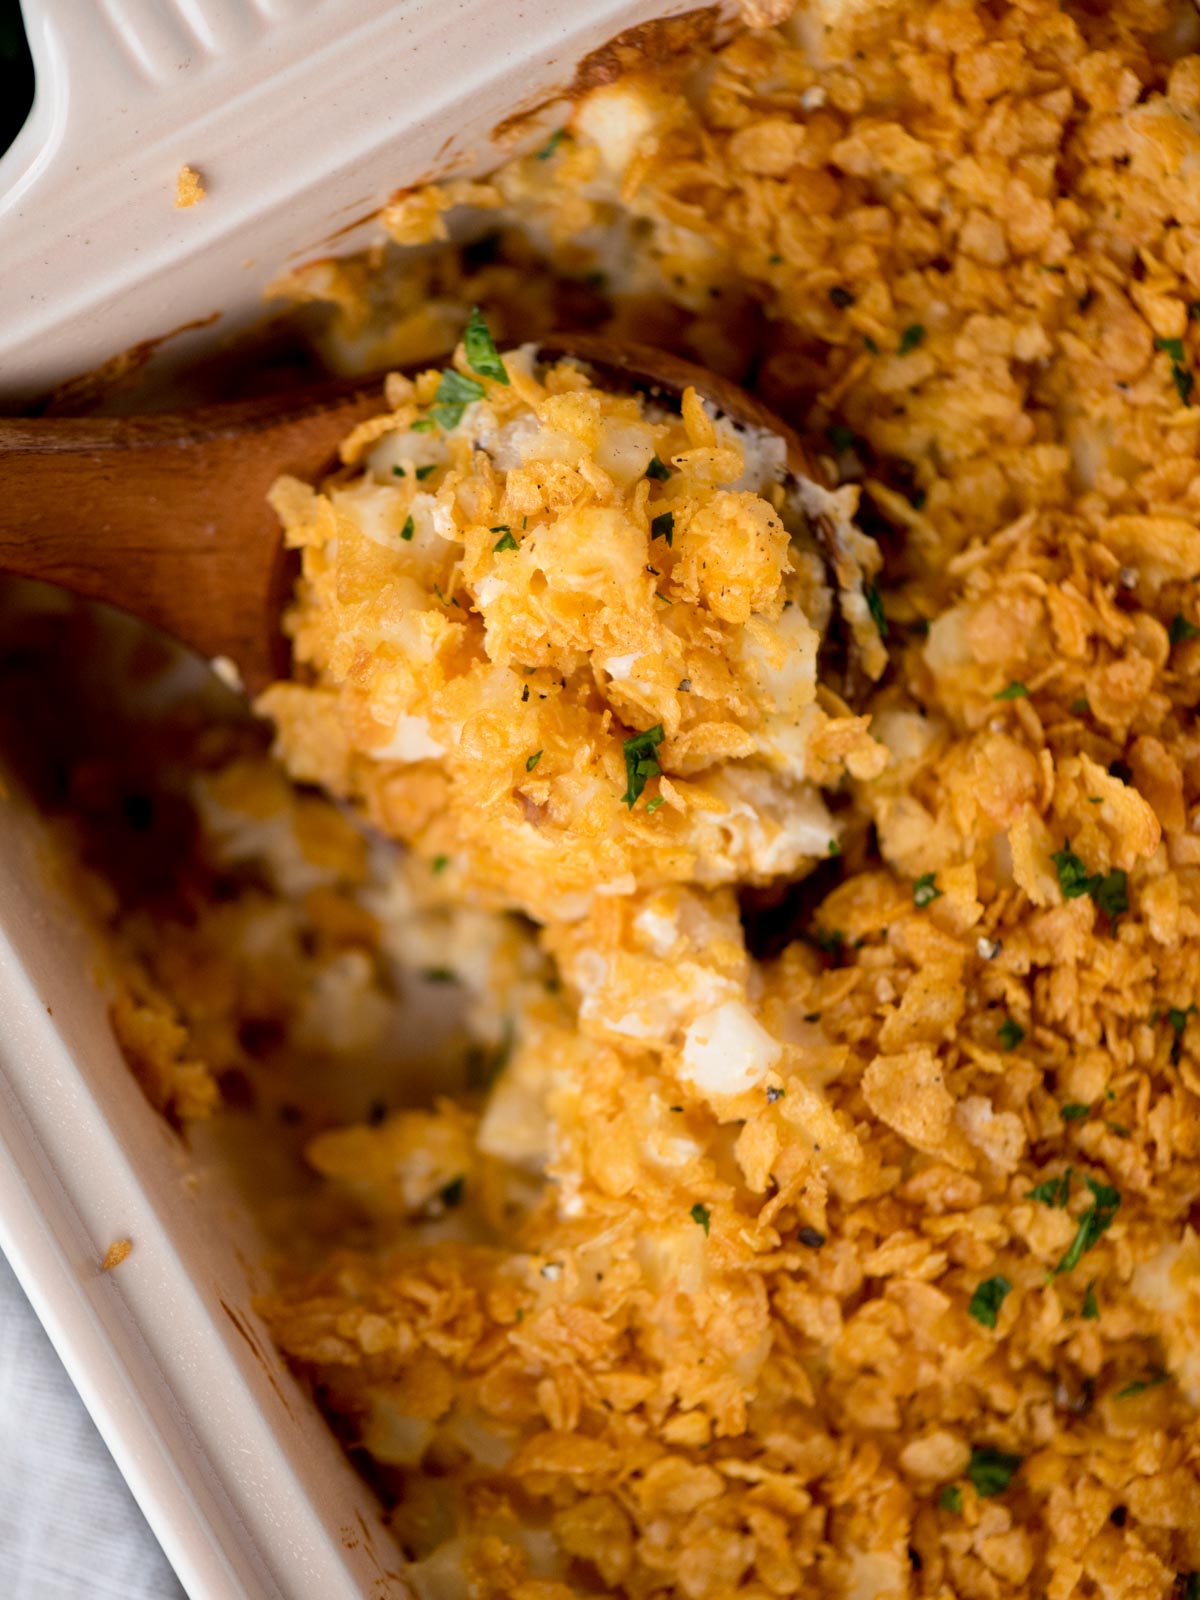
[0,380,383,694]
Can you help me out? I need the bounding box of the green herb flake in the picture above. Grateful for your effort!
[1115,1369,1169,1400]
[1155,337,1194,406]
[913,872,942,909]
[898,323,926,354]
[1052,843,1094,899]
[938,1485,962,1514]
[392,464,406,477]
[535,128,565,160]
[439,1175,465,1208]
[966,1446,1022,1498]
[401,515,414,542]
[1071,697,1089,713]
[865,581,888,639]
[827,838,841,857]
[1179,1577,1200,1600]
[430,367,487,429]
[968,1275,1011,1330]
[1028,1168,1072,1208]
[864,335,880,355]
[998,1017,1025,1051]
[1061,1102,1091,1121]
[809,928,844,959]
[410,417,436,433]
[646,795,665,814]
[1169,613,1200,645]
[423,967,456,984]
[690,1202,711,1236]
[651,511,675,547]
[1156,336,1186,363]
[646,455,672,481]
[462,305,509,385]
[494,530,518,552]
[415,463,437,480]
[1081,1281,1099,1319]
[1053,1174,1121,1276]
[994,681,1029,700]
[526,750,543,772]
[432,855,450,874]
[1092,869,1128,926]
[1168,1006,1195,1039]
[621,724,665,809]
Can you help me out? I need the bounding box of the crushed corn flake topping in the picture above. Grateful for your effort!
[70,0,1200,1591]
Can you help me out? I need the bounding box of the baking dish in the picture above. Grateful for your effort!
[0,3,729,1595]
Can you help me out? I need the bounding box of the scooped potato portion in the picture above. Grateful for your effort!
[259,324,884,922]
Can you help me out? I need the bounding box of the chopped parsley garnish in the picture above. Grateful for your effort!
[898,323,926,354]
[797,1225,826,1248]
[938,1485,962,1514]
[494,530,518,552]
[994,681,1029,700]
[808,928,844,959]
[1051,843,1128,925]
[966,1446,1022,1498]
[1168,1006,1195,1040]
[1169,612,1200,645]
[415,463,437,480]
[646,455,672,481]
[1061,1102,1090,1120]
[392,464,406,477]
[423,967,456,983]
[1155,335,1195,406]
[462,305,509,384]
[432,583,458,607]
[432,855,450,874]
[967,1276,1011,1329]
[646,795,665,814]
[998,1017,1025,1051]
[1071,697,1089,713]
[439,1175,465,1208]
[1115,1369,1169,1400]
[827,838,841,856]
[411,417,436,433]
[1179,1578,1200,1600]
[401,515,414,541]
[827,424,858,452]
[1053,1173,1121,1276]
[913,872,942,908]
[864,335,880,355]
[865,580,888,638]
[535,128,565,160]
[621,724,665,809]
[690,1202,711,1236]
[1028,1168,1072,1208]
[430,368,486,429]
[651,511,675,546]
[1081,1281,1099,1319]
[526,750,543,772]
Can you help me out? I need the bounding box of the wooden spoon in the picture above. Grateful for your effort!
[0,335,860,697]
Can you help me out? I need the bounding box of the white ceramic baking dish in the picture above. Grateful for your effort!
[0,2,730,1595]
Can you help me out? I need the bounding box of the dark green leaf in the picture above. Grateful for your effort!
[651,511,675,546]
[526,750,543,772]
[966,1446,1022,1497]
[827,424,858,452]
[646,795,665,813]
[994,681,1029,700]
[998,1017,1024,1051]
[401,515,414,542]
[392,464,406,477]
[1115,1369,1169,1400]
[1052,843,1093,899]
[690,1202,711,1235]
[416,463,437,480]
[646,455,672,481]
[1061,1102,1090,1121]
[899,323,926,354]
[1053,1174,1121,1276]
[1155,336,1186,363]
[1028,1168,1072,1208]
[432,855,450,874]
[494,530,518,552]
[938,1485,962,1514]
[1081,1281,1099,1319]
[621,725,665,809]
[1092,869,1128,926]
[968,1276,1011,1329]
[1169,613,1200,645]
[462,306,509,384]
[865,581,888,639]
[535,128,565,160]
[913,872,941,908]
[430,368,486,429]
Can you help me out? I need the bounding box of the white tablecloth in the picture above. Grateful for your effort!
[0,1251,186,1600]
